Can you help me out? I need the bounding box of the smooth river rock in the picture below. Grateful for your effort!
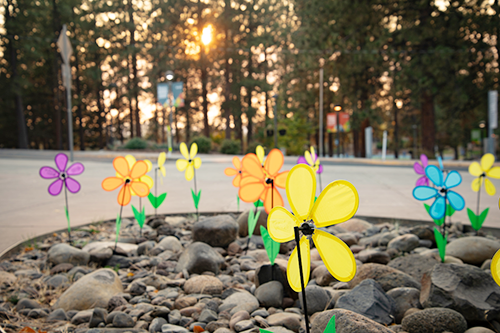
[446,236,500,265]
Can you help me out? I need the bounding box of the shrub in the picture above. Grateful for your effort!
[190,136,212,153]
[246,142,265,154]
[220,139,241,154]
[124,137,148,150]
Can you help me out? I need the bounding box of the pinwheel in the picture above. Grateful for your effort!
[39,153,84,241]
[149,152,168,216]
[224,156,243,211]
[298,146,324,191]
[491,249,500,287]
[239,148,289,213]
[176,142,202,219]
[413,154,429,187]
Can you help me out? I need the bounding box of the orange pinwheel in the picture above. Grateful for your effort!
[224,156,243,187]
[102,156,150,206]
[239,149,288,213]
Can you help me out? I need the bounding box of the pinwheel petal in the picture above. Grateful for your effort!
[263,186,284,213]
[40,166,59,179]
[287,236,311,292]
[125,155,136,169]
[160,166,166,178]
[317,164,323,174]
[65,177,81,193]
[232,156,241,170]
[267,206,300,242]
[256,145,265,165]
[225,168,238,176]
[102,177,124,191]
[286,164,316,220]
[48,179,64,196]
[176,159,189,172]
[180,142,189,159]
[265,149,284,177]
[481,153,495,171]
[438,156,444,171]
[311,180,358,228]
[447,191,465,211]
[144,159,153,172]
[232,174,242,187]
[55,153,68,172]
[185,164,194,181]
[415,176,428,187]
[487,167,500,179]
[274,171,288,188]
[158,152,166,168]
[420,154,428,167]
[491,250,500,287]
[117,185,132,206]
[311,147,317,161]
[426,165,443,187]
[130,160,148,179]
[312,229,356,282]
[471,177,483,192]
[413,162,425,175]
[131,181,150,197]
[190,142,198,159]
[193,157,202,169]
[485,178,496,196]
[444,170,462,189]
[429,196,446,220]
[239,178,266,203]
[305,151,314,166]
[297,156,307,165]
[413,186,438,200]
[66,162,84,176]
[242,153,265,179]
[469,161,483,177]
[113,157,130,178]
[140,175,154,189]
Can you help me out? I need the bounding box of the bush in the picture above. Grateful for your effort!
[124,137,148,150]
[220,139,241,154]
[246,142,265,154]
[190,136,212,153]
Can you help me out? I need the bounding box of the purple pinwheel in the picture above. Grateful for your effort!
[413,154,429,187]
[40,153,84,195]
[297,146,323,174]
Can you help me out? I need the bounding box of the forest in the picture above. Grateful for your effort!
[1,0,499,158]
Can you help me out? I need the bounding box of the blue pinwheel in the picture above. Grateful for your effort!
[413,165,465,220]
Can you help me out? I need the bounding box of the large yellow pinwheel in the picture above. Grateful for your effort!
[267,164,359,292]
[176,142,201,181]
[491,250,500,287]
[120,155,154,195]
[469,153,500,196]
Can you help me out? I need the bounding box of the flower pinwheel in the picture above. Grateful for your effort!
[469,153,500,196]
[158,152,167,183]
[239,148,289,213]
[413,165,465,220]
[176,142,201,181]
[267,164,359,291]
[224,156,243,187]
[298,147,323,174]
[40,153,84,195]
[413,154,429,187]
[123,155,154,194]
[491,250,500,287]
[102,156,150,206]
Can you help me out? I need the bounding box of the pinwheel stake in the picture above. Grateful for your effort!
[176,143,202,221]
[149,153,167,216]
[294,224,312,333]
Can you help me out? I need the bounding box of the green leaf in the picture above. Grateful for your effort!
[65,206,71,234]
[115,214,122,245]
[424,203,444,226]
[260,225,280,265]
[445,204,455,217]
[253,200,263,208]
[434,227,447,263]
[468,207,489,231]
[324,315,336,333]
[148,192,167,209]
[191,189,201,209]
[479,208,489,225]
[248,209,262,237]
[237,195,240,211]
[259,330,273,333]
[132,205,146,229]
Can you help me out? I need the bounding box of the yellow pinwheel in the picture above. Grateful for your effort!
[469,153,500,196]
[158,152,166,184]
[267,164,359,292]
[176,142,202,181]
[120,155,154,194]
[256,145,265,166]
[491,249,500,287]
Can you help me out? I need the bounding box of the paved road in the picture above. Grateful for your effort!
[0,149,499,253]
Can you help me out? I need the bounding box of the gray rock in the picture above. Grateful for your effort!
[138,241,156,256]
[356,249,391,264]
[151,237,183,256]
[86,329,148,333]
[113,311,135,327]
[420,263,500,322]
[54,268,123,311]
[219,290,259,314]
[349,263,420,292]
[184,275,223,295]
[175,242,224,275]
[162,324,189,333]
[255,281,283,308]
[71,309,93,325]
[0,271,16,287]
[89,247,113,262]
[27,309,48,318]
[83,241,138,254]
[312,265,335,286]
[230,310,251,330]
[266,313,302,332]
[47,308,67,322]
[108,295,128,311]
[387,234,420,253]
[311,309,394,333]
[198,308,218,323]
[192,215,239,247]
[237,208,268,237]
[336,279,395,325]
[340,219,373,233]
[46,274,69,289]
[106,255,132,269]
[263,328,295,333]
[234,320,255,332]
[464,328,496,333]
[168,309,181,325]
[89,307,108,328]
[401,308,467,333]
[386,288,421,324]
[359,234,386,247]
[15,298,42,311]
[377,232,398,247]
[128,281,147,296]
[387,254,439,282]
[300,285,330,315]
[336,233,358,246]
[47,243,90,266]
[150,317,168,333]
[446,236,500,265]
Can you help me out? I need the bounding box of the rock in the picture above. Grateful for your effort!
[300,285,330,316]
[336,279,395,325]
[230,311,251,330]
[255,281,283,308]
[386,288,421,324]
[108,295,128,311]
[377,232,398,247]
[150,317,168,333]
[401,308,467,333]
[50,263,74,275]
[46,308,67,322]
[82,241,138,254]
[340,219,373,233]
[198,309,218,323]
[87,329,148,333]
[336,233,358,246]
[151,237,183,256]
[28,309,48,318]
[46,274,69,289]
[420,263,500,322]
[409,226,434,241]
[234,320,255,332]
[113,312,135,328]
[446,236,500,265]
[237,208,268,237]
[359,234,386,247]
[138,241,156,256]
[47,243,90,266]
[312,265,334,286]
[348,263,420,292]
[174,296,197,309]
[311,309,394,333]
[356,249,391,265]
[219,290,259,315]
[387,254,439,282]
[89,247,113,262]
[213,329,232,333]
[128,281,147,296]
[175,242,224,275]
[90,307,108,328]
[106,255,132,269]
[464,328,496,333]
[15,298,42,311]
[162,324,189,333]
[192,215,239,247]
[184,275,223,295]
[54,268,123,311]
[71,309,93,325]
[266,313,302,332]
[387,234,420,253]
[0,271,16,287]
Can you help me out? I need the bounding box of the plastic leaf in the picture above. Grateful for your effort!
[287,235,311,292]
[237,195,240,211]
[491,249,500,287]
[324,315,336,333]
[65,206,71,233]
[191,189,201,209]
[424,203,444,226]
[115,213,122,244]
[467,207,489,231]
[148,192,167,209]
[132,205,146,228]
[445,204,455,217]
[253,199,264,208]
[260,225,280,265]
[248,209,261,237]
[434,227,447,263]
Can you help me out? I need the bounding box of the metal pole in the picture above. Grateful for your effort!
[168,80,173,156]
[319,68,323,157]
[66,69,73,161]
[273,95,278,148]
[336,112,340,157]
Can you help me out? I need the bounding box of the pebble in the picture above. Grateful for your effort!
[192,215,239,247]
[47,243,90,266]
[401,308,467,333]
[446,236,500,265]
[255,281,283,308]
[387,234,420,253]
[184,275,223,295]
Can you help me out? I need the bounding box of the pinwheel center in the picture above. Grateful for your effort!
[61,173,66,179]
[265,178,273,185]
[188,159,192,163]
[125,178,131,184]
[481,173,486,178]
[299,221,315,235]
[439,188,448,194]
[238,170,242,174]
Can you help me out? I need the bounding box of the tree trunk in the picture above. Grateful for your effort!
[51,0,62,149]
[394,101,399,159]
[224,0,232,140]
[201,54,209,137]
[74,47,85,150]
[129,10,141,138]
[360,119,370,158]
[421,91,436,157]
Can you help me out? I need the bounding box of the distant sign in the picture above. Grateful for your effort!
[471,129,481,145]
[157,82,185,107]
[489,90,498,130]
[327,112,350,133]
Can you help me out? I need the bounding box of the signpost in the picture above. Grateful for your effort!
[488,90,498,156]
[157,81,184,156]
[57,24,73,161]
